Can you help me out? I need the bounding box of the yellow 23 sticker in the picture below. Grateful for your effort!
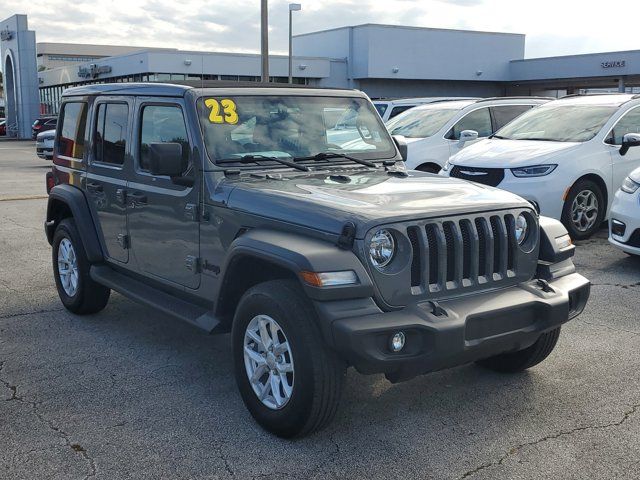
[205,98,239,125]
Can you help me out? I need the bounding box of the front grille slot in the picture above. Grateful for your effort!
[425,224,439,286]
[407,213,520,295]
[407,226,422,287]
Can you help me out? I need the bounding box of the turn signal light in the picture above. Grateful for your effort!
[300,270,358,287]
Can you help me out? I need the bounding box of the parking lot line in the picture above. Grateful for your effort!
[0,195,48,202]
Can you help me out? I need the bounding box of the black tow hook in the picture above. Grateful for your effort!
[537,278,555,293]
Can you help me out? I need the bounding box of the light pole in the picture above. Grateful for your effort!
[288,3,302,84]
[261,0,269,83]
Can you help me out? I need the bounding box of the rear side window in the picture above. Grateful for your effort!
[607,108,640,145]
[95,103,129,165]
[374,103,389,117]
[388,105,414,120]
[139,105,190,173]
[57,102,88,159]
[449,107,492,139]
[491,105,533,130]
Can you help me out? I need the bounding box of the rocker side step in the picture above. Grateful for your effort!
[90,265,219,332]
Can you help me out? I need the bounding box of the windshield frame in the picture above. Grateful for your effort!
[493,103,619,143]
[195,93,398,170]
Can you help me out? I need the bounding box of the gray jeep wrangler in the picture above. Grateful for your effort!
[45,83,590,438]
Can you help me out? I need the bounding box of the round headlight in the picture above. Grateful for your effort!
[515,214,529,245]
[369,229,395,269]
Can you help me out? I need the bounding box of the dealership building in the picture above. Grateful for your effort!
[4,13,640,132]
[35,23,640,114]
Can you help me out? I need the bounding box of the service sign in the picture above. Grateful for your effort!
[601,60,626,69]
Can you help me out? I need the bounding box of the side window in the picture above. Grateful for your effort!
[95,103,129,165]
[388,105,414,120]
[607,108,640,145]
[57,102,88,159]
[139,105,190,174]
[448,108,492,140]
[491,105,533,130]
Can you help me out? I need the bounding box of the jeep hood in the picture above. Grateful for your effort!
[451,138,582,168]
[224,170,531,237]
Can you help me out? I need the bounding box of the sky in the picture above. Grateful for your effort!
[3,0,640,59]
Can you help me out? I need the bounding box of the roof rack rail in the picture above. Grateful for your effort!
[474,96,555,103]
[560,92,625,99]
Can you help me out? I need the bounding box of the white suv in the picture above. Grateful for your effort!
[443,94,640,239]
[609,166,640,256]
[386,97,549,173]
[373,97,477,122]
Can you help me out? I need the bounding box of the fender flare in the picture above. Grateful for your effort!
[217,229,375,304]
[45,184,104,263]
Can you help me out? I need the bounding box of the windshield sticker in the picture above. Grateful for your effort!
[204,98,239,125]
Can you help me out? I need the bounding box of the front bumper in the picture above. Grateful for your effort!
[608,188,640,255]
[36,142,53,159]
[324,273,590,381]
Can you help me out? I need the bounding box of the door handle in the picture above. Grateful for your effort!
[87,182,103,192]
[129,192,147,205]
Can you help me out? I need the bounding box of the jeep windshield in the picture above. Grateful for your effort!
[386,105,461,138]
[494,104,617,142]
[197,95,396,167]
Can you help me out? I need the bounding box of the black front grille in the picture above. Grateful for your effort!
[450,166,505,187]
[408,213,518,292]
[626,229,640,248]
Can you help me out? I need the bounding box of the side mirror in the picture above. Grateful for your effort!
[458,130,479,145]
[148,142,183,177]
[620,133,640,156]
[392,135,408,161]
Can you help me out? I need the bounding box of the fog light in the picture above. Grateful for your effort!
[390,332,406,352]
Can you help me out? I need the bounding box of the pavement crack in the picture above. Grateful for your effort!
[0,308,65,320]
[576,319,640,337]
[0,361,97,479]
[457,403,640,479]
[590,281,640,289]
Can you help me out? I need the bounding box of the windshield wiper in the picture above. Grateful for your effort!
[294,152,378,168]
[490,134,508,139]
[231,154,310,172]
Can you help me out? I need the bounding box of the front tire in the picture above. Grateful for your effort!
[52,218,110,314]
[561,179,605,240]
[232,279,345,438]
[475,327,561,373]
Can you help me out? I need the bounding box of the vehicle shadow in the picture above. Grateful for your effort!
[32,292,544,472]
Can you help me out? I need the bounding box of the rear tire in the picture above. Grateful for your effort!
[475,327,561,373]
[52,218,110,314]
[561,179,605,240]
[232,279,345,438]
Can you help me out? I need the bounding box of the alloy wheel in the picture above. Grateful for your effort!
[243,314,295,410]
[570,189,599,232]
[57,238,79,297]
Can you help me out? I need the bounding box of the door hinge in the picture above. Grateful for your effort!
[115,188,127,205]
[184,203,198,222]
[117,234,129,249]
[185,255,200,272]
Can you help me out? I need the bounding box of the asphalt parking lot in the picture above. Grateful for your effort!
[1,140,639,479]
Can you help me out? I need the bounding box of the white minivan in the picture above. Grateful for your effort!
[609,166,640,256]
[443,94,640,239]
[373,97,477,122]
[386,97,550,173]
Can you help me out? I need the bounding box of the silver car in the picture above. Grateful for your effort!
[36,129,55,159]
